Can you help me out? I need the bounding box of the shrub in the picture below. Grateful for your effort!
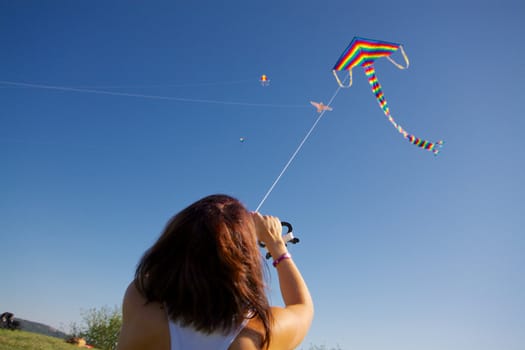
[70,306,122,350]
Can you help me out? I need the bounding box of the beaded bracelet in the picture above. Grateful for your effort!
[272,252,292,267]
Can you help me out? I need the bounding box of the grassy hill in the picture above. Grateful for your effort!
[17,318,69,339]
[0,329,100,350]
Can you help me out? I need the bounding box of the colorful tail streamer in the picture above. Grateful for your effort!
[363,63,443,155]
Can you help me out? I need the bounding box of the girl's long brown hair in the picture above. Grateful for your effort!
[135,194,271,347]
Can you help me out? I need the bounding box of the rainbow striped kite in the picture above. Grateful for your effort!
[333,37,443,155]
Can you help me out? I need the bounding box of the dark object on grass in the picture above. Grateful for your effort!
[0,312,21,330]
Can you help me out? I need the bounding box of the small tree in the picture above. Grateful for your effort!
[70,305,122,350]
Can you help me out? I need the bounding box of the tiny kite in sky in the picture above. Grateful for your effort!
[310,101,333,113]
[259,74,270,86]
[239,137,245,142]
[333,37,443,155]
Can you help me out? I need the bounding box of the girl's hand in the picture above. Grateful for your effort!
[251,212,287,258]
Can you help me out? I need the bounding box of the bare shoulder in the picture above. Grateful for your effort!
[123,281,165,320]
[229,307,296,350]
[268,306,313,349]
[122,282,148,311]
[230,306,312,350]
[117,281,169,350]
[229,317,264,350]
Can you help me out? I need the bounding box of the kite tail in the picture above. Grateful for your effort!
[363,63,443,155]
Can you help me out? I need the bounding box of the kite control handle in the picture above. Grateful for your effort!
[259,221,300,259]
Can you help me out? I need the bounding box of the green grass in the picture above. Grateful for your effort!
[0,329,100,350]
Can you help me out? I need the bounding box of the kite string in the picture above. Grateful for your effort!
[255,85,342,212]
[0,80,306,108]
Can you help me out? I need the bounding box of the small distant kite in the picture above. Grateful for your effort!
[310,101,333,113]
[333,37,443,155]
[259,74,270,86]
[239,137,245,142]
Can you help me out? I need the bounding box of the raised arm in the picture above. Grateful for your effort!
[252,213,314,349]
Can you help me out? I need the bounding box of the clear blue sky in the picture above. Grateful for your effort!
[1,1,524,349]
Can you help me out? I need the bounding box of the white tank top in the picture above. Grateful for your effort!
[168,319,248,350]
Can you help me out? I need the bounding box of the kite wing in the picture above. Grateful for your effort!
[332,37,409,88]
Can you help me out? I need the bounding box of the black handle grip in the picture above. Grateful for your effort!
[259,221,300,259]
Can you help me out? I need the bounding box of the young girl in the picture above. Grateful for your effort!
[117,194,313,350]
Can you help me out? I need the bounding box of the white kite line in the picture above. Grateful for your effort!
[0,80,307,108]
